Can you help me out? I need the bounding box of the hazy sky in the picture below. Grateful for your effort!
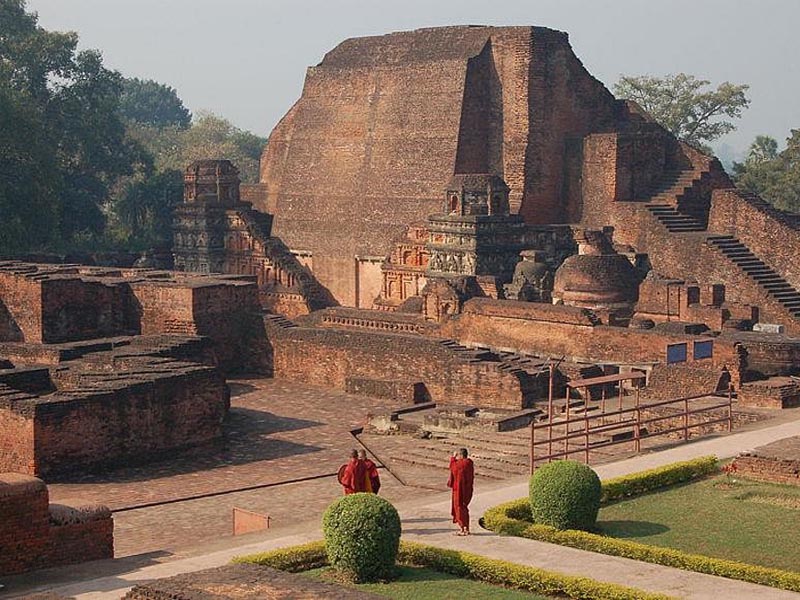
[26,0,800,158]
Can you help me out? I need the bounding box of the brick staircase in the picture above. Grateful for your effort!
[263,313,298,329]
[642,167,710,233]
[706,235,800,320]
[645,204,706,233]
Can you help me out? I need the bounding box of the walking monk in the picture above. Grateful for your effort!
[338,449,367,495]
[358,449,381,494]
[447,448,474,535]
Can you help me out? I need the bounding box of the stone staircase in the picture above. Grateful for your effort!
[645,204,706,233]
[706,235,800,320]
[263,313,298,329]
[642,166,711,233]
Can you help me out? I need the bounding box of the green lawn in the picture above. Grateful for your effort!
[305,565,550,599]
[598,474,800,572]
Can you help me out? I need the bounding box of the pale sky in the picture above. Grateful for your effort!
[26,0,800,160]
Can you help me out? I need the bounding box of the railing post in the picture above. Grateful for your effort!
[530,418,535,475]
[728,384,734,433]
[548,363,554,462]
[634,386,641,453]
[584,409,590,464]
[683,397,689,441]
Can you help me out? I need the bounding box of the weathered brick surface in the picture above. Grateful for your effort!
[0,474,112,576]
[709,189,800,291]
[0,336,230,478]
[269,320,530,409]
[256,26,618,305]
[0,262,266,375]
[733,437,800,485]
[440,298,744,386]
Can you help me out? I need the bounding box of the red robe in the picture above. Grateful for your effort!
[447,456,474,529]
[363,458,381,494]
[339,458,368,495]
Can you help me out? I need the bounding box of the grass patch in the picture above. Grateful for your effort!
[598,475,800,572]
[304,565,549,599]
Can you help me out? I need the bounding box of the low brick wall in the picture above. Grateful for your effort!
[0,473,113,576]
[270,323,530,409]
[738,379,800,409]
[733,454,800,486]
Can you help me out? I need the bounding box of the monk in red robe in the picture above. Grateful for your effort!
[338,449,368,495]
[358,449,381,494]
[447,447,475,535]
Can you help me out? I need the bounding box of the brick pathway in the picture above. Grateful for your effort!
[47,379,433,556]
[10,416,800,599]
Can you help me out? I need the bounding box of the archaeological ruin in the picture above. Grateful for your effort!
[2,24,800,580]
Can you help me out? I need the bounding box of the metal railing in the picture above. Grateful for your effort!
[530,386,733,473]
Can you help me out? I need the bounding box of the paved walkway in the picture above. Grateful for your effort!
[6,417,800,600]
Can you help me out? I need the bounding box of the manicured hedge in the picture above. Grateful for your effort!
[482,456,800,593]
[491,455,721,526]
[234,540,672,600]
[600,456,718,504]
[529,460,601,530]
[322,493,401,582]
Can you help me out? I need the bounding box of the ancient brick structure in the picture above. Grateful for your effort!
[0,262,268,477]
[0,473,113,576]
[250,26,619,305]
[174,160,333,317]
[374,224,429,311]
[237,24,800,341]
[732,437,800,486]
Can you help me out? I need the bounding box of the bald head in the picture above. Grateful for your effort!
[350,449,358,459]
[358,449,367,460]
[459,448,468,459]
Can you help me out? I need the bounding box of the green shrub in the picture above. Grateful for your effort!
[322,493,401,582]
[483,499,800,593]
[231,540,327,572]
[601,456,718,504]
[529,460,601,530]
[235,540,673,600]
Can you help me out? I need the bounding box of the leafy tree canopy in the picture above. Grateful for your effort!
[119,77,191,128]
[0,0,143,252]
[613,73,750,152]
[733,131,800,213]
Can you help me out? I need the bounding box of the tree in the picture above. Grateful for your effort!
[0,0,142,252]
[613,74,750,151]
[733,131,800,213]
[127,111,266,183]
[119,77,191,129]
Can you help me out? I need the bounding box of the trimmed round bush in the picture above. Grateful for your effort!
[529,460,601,531]
[322,493,401,582]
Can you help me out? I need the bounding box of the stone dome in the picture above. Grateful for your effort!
[553,254,639,310]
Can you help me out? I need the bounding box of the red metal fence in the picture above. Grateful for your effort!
[530,387,733,473]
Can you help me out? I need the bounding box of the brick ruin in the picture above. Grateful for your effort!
[3,23,800,578]
[0,472,113,576]
[0,262,276,478]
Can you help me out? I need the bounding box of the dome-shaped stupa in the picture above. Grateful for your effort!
[553,229,639,313]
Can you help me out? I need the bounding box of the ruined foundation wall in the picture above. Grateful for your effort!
[441,299,743,386]
[709,188,800,291]
[27,367,228,477]
[270,324,527,409]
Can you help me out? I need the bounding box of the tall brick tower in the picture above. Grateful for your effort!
[173,160,247,273]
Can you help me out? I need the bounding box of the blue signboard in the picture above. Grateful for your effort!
[694,340,714,360]
[666,343,688,364]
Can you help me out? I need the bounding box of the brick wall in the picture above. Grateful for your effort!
[733,454,800,486]
[0,389,36,474]
[441,298,743,386]
[709,189,800,291]
[269,322,529,409]
[0,474,113,576]
[0,269,42,342]
[0,473,49,575]
[27,366,228,477]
